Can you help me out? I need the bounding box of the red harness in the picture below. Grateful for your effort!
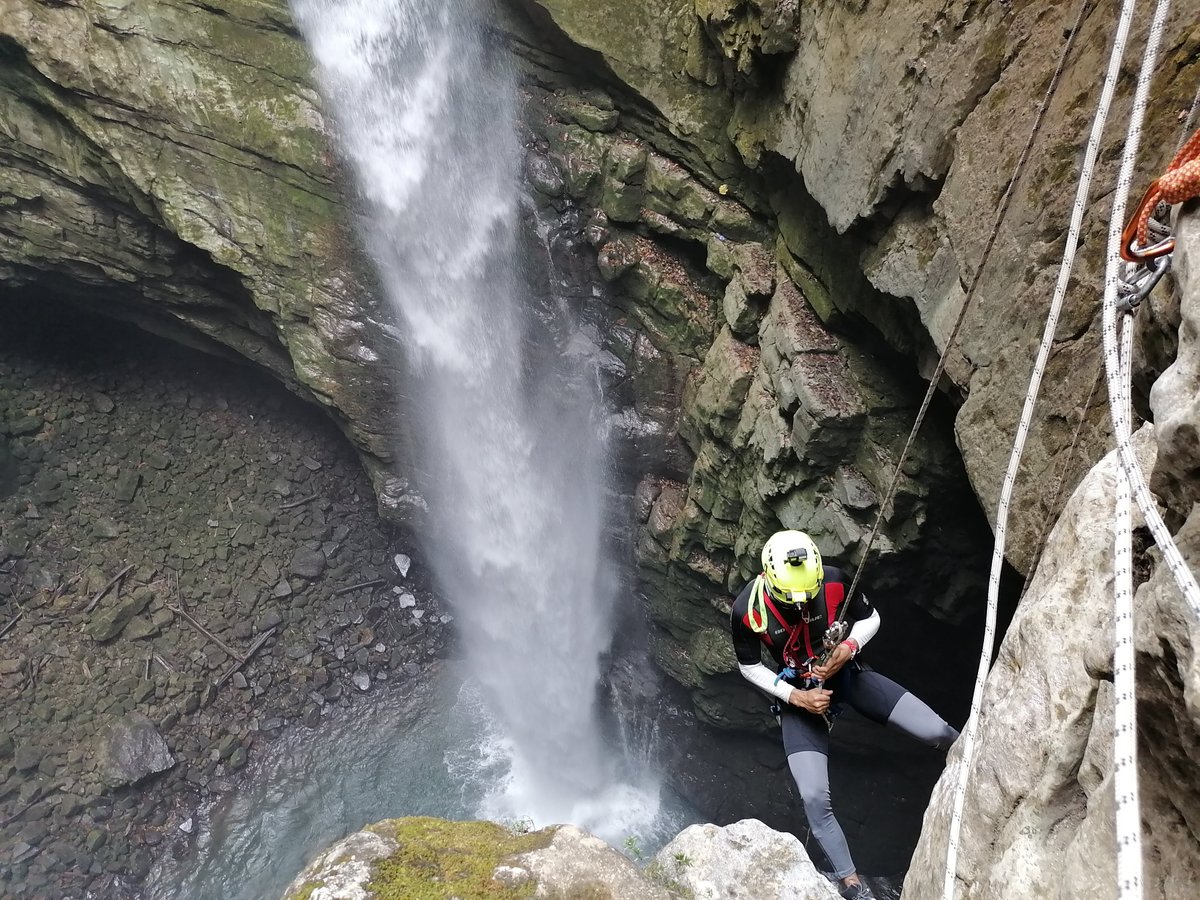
[745,580,846,670]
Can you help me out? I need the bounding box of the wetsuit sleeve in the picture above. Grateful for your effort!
[737,661,796,703]
[835,572,880,652]
[848,604,880,650]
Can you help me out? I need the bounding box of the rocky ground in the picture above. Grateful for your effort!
[0,298,451,898]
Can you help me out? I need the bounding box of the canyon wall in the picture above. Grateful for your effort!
[907,212,1200,900]
[4,1,1200,895]
[0,0,411,507]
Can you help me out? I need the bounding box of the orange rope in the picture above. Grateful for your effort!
[1122,127,1200,261]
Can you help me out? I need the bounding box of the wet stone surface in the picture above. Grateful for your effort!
[0,302,449,898]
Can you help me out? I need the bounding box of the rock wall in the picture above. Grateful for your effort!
[0,0,409,506]
[512,0,1200,574]
[905,211,1200,899]
[506,4,996,735]
[502,3,1200,890]
[4,0,1200,891]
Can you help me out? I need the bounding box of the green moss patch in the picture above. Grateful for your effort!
[291,881,323,900]
[365,818,556,899]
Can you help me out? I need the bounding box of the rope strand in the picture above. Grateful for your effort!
[1113,315,1144,900]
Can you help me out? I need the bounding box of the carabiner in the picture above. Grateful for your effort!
[1117,255,1171,312]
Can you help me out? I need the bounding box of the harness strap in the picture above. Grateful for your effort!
[746,575,769,633]
[759,582,810,669]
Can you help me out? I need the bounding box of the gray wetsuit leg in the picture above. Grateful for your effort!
[885,692,960,750]
[787,750,856,879]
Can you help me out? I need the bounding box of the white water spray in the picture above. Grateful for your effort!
[293,0,663,836]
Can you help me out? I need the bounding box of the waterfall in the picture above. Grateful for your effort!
[292,0,663,838]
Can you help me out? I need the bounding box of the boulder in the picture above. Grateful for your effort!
[280,818,667,900]
[655,818,840,900]
[505,824,673,899]
[85,586,153,642]
[290,549,327,580]
[97,712,176,788]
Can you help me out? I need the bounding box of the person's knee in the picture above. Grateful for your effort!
[801,788,834,823]
[794,771,832,808]
[788,753,833,814]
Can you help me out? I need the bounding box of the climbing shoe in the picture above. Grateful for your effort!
[839,881,876,900]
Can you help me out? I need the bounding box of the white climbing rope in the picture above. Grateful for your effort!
[1099,4,1200,894]
[1099,0,1200,621]
[941,2,1135,895]
[1112,315,1144,900]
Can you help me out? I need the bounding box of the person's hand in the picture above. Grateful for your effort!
[788,687,832,714]
[812,643,854,681]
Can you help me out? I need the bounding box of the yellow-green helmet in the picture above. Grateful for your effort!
[761,530,823,605]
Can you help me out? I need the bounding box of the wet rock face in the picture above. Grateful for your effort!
[520,76,991,734]
[0,0,402,497]
[514,0,1200,577]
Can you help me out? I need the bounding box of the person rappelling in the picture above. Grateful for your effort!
[729,530,960,900]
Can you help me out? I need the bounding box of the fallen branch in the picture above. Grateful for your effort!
[169,605,245,662]
[153,653,175,674]
[332,579,386,597]
[0,787,59,828]
[51,572,81,602]
[85,564,135,613]
[0,611,23,640]
[215,625,277,689]
[279,494,317,511]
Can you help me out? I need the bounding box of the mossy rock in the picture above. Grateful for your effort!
[368,819,555,899]
[282,817,556,900]
[284,818,682,899]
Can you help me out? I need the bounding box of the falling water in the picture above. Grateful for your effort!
[292,0,665,837]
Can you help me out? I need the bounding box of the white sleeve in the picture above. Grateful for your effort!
[738,662,796,703]
[848,604,880,650]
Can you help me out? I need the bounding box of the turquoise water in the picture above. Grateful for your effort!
[143,673,696,900]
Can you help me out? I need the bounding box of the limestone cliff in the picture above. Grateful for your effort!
[900,211,1200,900]
[514,0,1200,576]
